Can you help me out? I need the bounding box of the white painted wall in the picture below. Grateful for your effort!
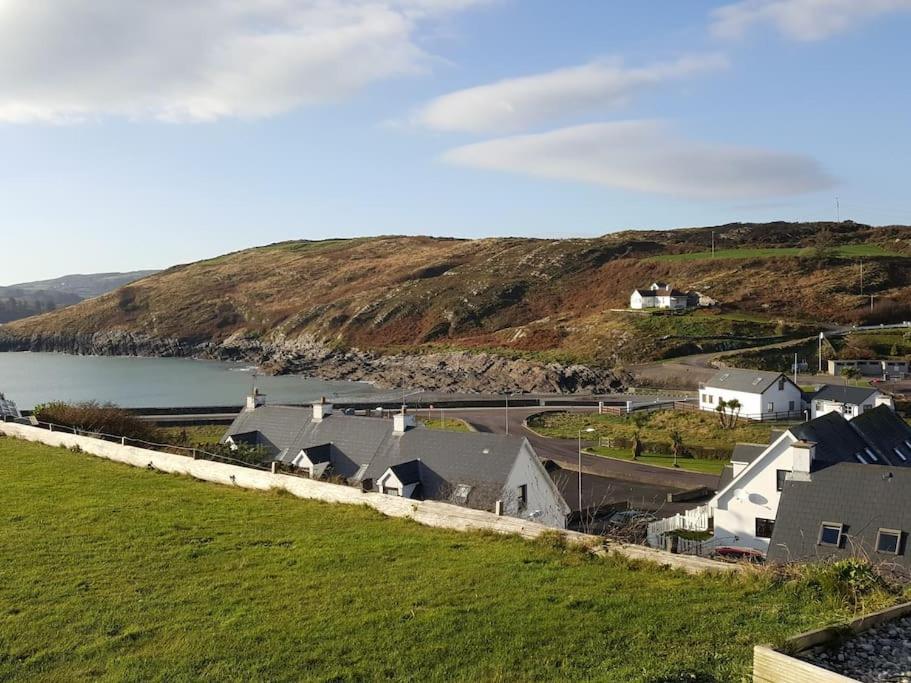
[710,432,797,551]
[630,291,655,309]
[699,378,802,419]
[810,393,886,419]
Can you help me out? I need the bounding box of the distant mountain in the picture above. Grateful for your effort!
[0,270,159,324]
[7,270,160,300]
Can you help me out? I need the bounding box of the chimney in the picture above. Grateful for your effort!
[393,406,415,433]
[312,396,333,422]
[245,388,266,412]
[789,440,815,482]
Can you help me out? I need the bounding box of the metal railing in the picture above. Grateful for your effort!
[19,418,271,471]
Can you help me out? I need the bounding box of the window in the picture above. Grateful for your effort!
[815,401,823,411]
[517,484,528,511]
[788,400,795,411]
[818,522,843,547]
[876,529,901,555]
[383,486,400,496]
[778,378,785,391]
[894,447,908,462]
[755,518,775,539]
[864,447,878,463]
[767,402,775,413]
[776,469,790,492]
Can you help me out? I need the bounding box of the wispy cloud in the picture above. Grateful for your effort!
[442,121,835,199]
[415,54,728,134]
[0,0,492,124]
[711,0,911,41]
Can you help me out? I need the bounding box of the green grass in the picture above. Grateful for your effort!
[417,416,473,432]
[529,409,787,456]
[588,447,728,475]
[0,438,882,682]
[649,245,904,263]
[160,424,227,445]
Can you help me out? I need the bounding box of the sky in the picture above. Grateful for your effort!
[1,0,910,283]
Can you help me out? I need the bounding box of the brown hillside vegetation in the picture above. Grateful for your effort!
[3,222,911,375]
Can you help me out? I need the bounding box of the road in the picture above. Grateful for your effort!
[416,405,718,515]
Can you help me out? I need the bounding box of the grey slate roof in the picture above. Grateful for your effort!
[731,443,767,464]
[0,393,20,420]
[222,405,552,514]
[850,406,911,465]
[789,411,872,467]
[705,368,790,394]
[810,384,879,405]
[768,462,911,570]
[389,460,421,485]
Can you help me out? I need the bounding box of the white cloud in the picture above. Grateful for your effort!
[442,121,834,199]
[711,0,911,41]
[0,0,491,124]
[416,54,728,133]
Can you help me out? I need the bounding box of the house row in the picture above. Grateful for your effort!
[699,368,893,421]
[709,405,911,569]
[629,282,698,310]
[222,393,571,528]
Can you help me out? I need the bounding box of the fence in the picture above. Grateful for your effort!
[598,435,732,461]
[20,417,273,472]
[646,504,712,550]
[674,401,804,423]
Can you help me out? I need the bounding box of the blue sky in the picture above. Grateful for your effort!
[1,0,910,283]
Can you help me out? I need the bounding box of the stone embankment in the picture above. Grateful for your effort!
[0,329,626,395]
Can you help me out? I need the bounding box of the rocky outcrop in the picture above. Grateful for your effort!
[0,329,625,395]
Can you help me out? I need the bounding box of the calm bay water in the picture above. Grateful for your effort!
[0,352,382,409]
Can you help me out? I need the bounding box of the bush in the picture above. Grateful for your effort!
[33,401,163,444]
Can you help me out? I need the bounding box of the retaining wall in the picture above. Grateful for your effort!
[0,422,735,575]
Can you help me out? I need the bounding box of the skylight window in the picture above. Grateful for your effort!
[894,447,907,462]
[865,447,878,463]
[818,522,843,547]
[719,373,730,381]
[451,484,472,505]
[855,452,868,464]
[752,377,763,386]
[905,440,911,450]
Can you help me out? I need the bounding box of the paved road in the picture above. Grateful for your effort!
[423,406,718,491]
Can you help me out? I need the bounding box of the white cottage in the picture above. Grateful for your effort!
[629,282,691,310]
[699,368,803,421]
[808,384,893,419]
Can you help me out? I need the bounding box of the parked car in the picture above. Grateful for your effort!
[607,510,657,527]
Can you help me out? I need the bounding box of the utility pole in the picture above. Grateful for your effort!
[818,332,825,374]
[860,260,864,295]
[871,294,875,312]
[505,393,509,436]
[711,231,715,256]
[794,352,798,385]
[835,196,840,222]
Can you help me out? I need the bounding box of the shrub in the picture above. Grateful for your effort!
[33,401,163,444]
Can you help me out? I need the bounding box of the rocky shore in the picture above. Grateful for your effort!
[0,329,626,395]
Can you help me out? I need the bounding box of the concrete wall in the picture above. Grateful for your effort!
[0,422,736,574]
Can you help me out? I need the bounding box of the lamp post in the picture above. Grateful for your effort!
[578,427,596,517]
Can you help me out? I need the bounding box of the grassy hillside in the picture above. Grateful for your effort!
[3,222,911,368]
[0,438,887,681]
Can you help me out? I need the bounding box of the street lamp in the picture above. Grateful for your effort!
[505,392,517,435]
[578,427,596,517]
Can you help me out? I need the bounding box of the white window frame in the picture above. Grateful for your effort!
[876,528,901,555]
[818,522,843,547]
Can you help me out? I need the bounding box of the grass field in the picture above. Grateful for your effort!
[161,424,226,445]
[588,447,728,475]
[649,244,903,263]
[416,416,473,432]
[529,410,787,455]
[0,437,884,681]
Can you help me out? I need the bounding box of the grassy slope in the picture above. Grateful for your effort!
[0,438,867,682]
[4,222,911,367]
[648,244,902,262]
[529,410,786,454]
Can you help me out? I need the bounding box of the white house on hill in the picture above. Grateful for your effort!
[699,368,803,421]
[629,282,692,310]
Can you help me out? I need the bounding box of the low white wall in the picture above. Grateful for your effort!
[0,422,736,574]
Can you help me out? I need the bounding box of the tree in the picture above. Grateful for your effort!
[715,398,741,429]
[670,430,685,468]
[841,366,862,385]
[810,228,837,262]
[631,431,643,461]
[890,343,899,357]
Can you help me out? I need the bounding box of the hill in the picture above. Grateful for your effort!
[0,270,159,324]
[1,222,910,392]
[0,438,871,681]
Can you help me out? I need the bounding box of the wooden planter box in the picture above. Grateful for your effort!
[753,601,911,682]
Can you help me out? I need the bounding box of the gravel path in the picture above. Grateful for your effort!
[804,615,911,682]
